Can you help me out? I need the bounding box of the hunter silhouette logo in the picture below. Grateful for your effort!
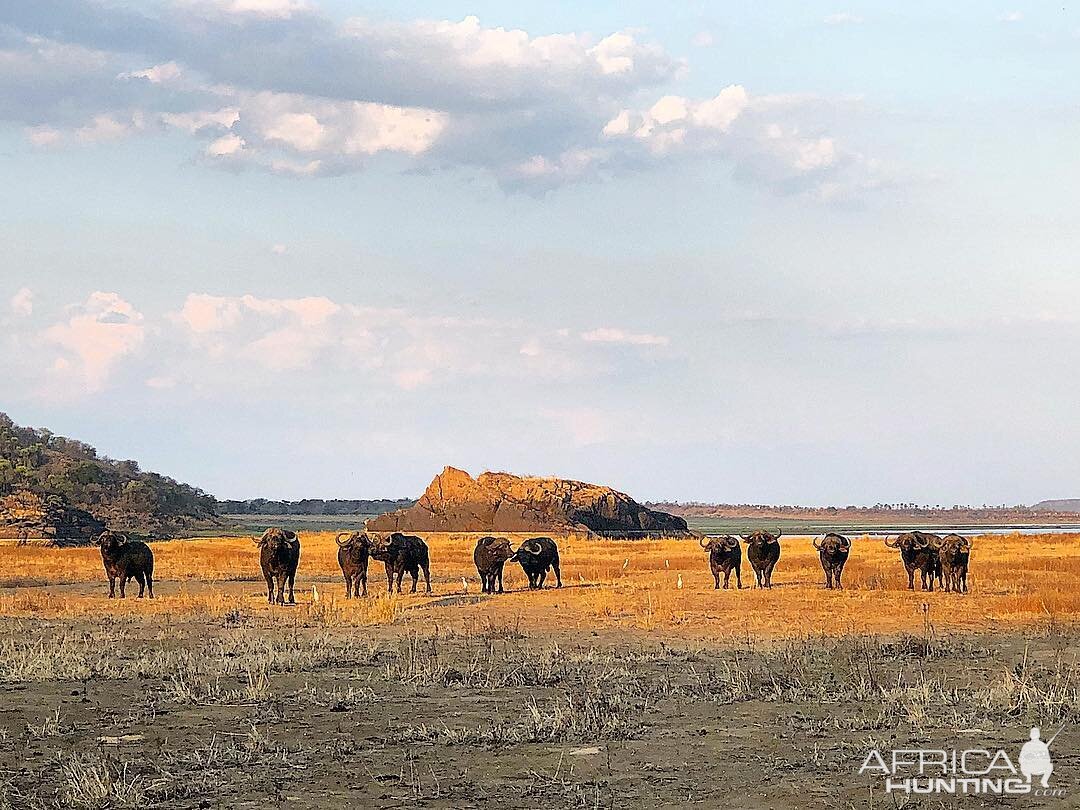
[860,726,1067,798]
[1019,726,1060,788]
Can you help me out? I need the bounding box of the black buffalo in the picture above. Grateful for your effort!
[699,535,742,589]
[98,531,154,599]
[884,532,941,591]
[813,533,851,589]
[935,534,970,594]
[255,528,301,605]
[369,533,432,594]
[509,537,562,590]
[473,536,515,594]
[742,529,782,588]
[336,531,371,598]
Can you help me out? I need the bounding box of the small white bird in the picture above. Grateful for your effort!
[665,559,670,569]
[578,573,585,585]
[676,573,683,590]
[622,558,630,570]
[312,583,320,603]
[462,577,469,595]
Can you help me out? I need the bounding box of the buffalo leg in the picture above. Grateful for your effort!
[396,567,406,594]
[907,567,915,590]
[287,572,296,604]
[107,576,116,598]
[134,572,146,598]
[538,569,547,589]
[496,565,504,593]
[276,577,286,605]
[265,574,275,603]
[735,563,742,589]
[359,570,367,597]
[552,556,562,588]
[119,576,127,599]
[145,570,153,598]
[409,566,419,593]
[715,570,722,589]
[421,562,432,593]
[835,565,843,589]
[344,574,353,599]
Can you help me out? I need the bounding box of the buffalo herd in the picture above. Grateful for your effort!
[94,527,973,601]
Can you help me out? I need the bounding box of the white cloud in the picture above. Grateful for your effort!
[10,288,34,317]
[44,292,145,391]
[601,87,888,200]
[177,0,312,20]
[580,328,670,346]
[206,133,246,157]
[824,12,864,25]
[0,6,884,198]
[393,368,432,390]
[998,11,1024,22]
[540,407,615,446]
[161,108,240,135]
[119,62,182,84]
[25,126,63,147]
[270,244,288,255]
[75,113,144,143]
[691,31,715,48]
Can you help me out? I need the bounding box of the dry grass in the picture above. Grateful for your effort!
[0,531,1078,637]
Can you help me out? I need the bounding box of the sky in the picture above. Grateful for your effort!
[1,1,1079,505]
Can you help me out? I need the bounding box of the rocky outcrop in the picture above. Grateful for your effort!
[0,491,106,545]
[367,467,689,535]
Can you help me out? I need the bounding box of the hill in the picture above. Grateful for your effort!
[216,498,414,516]
[367,466,688,535]
[1031,499,1080,513]
[0,412,216,541]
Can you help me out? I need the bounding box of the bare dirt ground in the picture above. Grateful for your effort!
[1,533,1079,808]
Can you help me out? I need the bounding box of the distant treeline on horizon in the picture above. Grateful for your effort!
[216,498,416,516]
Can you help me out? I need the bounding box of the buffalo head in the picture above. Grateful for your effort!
[477,536,515,559]
[700,535,739,552]
[740,528,782,546]
[254,527,300,550]
[97,530,128,552]
[883,532,935,552]
[813,533,850,554]
[336,531,370,550]
[509,538,544,562]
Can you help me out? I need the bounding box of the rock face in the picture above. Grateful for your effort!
[0,491,106,545]
[367,467,689,535]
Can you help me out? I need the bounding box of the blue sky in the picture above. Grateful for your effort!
[1,0,1078,505]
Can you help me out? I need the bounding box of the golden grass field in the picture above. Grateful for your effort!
[2,531,1078,638]
[3,532,1080,808]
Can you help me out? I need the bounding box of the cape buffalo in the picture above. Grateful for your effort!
[934,534,970,594]
[700,535,742,589]
[884,531,941,591]
[369,533,432,594]
[255,528,301,605]
[473,536,515,594]
[813,533,850,589]
[509,537,562,590]
[336,532,371,598]
[742,529,782,588]
[98,531,154,599]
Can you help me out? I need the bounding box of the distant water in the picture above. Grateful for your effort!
[683,516,1080,537]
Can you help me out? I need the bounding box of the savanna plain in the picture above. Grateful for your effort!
[1,532,1079,808]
